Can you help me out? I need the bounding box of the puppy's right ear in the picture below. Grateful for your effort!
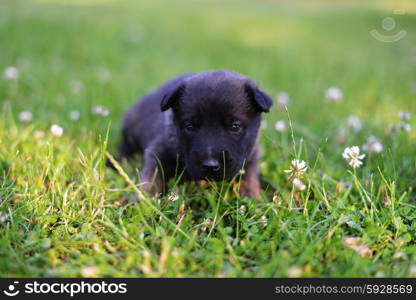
[160,84,185,112]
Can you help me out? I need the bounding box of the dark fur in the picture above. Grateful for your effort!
[110,70,272,199]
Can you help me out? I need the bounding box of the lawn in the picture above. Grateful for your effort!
[0,0,415,277]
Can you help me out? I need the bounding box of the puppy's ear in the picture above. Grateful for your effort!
[244,84,273,113]
[161,84,185,111]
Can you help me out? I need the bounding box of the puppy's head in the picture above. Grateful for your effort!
[161,71,272,181]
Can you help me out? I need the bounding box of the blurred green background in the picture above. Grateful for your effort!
[1,0,416,277]
[1,0,415,135]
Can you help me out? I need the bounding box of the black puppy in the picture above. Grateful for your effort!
[112,70,272,199]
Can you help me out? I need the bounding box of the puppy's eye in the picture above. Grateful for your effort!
[230,122,242,132]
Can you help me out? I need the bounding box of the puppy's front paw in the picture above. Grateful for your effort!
[239,179,261,199]
[140,180,163,195]
[129,189,159,203]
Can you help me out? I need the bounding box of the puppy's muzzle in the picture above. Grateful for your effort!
[201,158,221,173]
[195,150,233,180]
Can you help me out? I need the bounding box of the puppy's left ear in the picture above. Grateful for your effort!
[245,84,273,113]
[161,84,185,112]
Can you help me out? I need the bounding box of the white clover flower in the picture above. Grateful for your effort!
[0,213,8,223]
[91,105,109,117]
[3,66,19,80]
[347,115,363,132]
[387,124,400,135]
[239,205,246,215]
[325,86,343,103]
[168,192,179,202]
[276,92,290,108]
[69,110,80,121]
[201,218,213,232]
[342,146,365,168]
[292,178,307,191]
[272,194,281,204]
[81,265,98,277]
[287,266,302,278]
[363,136,383,155]
[18,110,33,123]
[204,218,212,226]
[401,122,412,132]
[50,124,64,137]
[284,159,308,180]
[399,111,411,121]
[274,120,287,132]
[171,249,179,258]
[69,79,83,94]
[259,215,268,227]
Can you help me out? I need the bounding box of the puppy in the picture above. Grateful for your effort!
[111,70,272,199]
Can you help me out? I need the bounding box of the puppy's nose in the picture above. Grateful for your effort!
[201,159,220,172]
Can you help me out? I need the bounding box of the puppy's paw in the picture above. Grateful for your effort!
[131,193,141,203]
[140,181,163,195]
[128,191,159,203]
[239,178,261,200]
[240,186,260,199]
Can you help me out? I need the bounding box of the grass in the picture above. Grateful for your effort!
[0,0,416,277]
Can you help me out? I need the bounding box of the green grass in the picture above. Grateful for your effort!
[0,0,416,277]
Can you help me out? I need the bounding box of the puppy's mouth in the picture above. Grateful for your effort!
[203,174,227,181]
[188,172,226,181]
[188,168,240,181]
